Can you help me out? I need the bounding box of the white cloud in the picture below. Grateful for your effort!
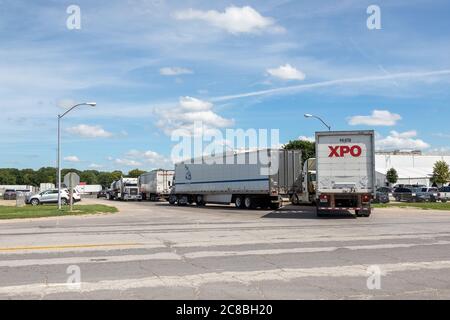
[160,67,193,76]
[179,96,213,111]
[298,135,315,142]
[348,110,402,126]
[154,96,234,136]
[64,156,80,163]
[174,6,283,34]
[118,149,172,169]
[114,159,142,167]
[66,124,113,138]
[212,69,450,102]
[267,64,306,81]
[89,163,103,169]
[376,130,430,150]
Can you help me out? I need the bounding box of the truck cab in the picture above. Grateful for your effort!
[291,158,316,205]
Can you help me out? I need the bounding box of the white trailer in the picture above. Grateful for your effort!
[169,149,302,210]
[138,170,174,201]
[108,178,142,201]
[315,130,375,217]
[39,183,55,192]
[75,184,102,194]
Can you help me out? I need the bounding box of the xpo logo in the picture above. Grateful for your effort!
[329,145,362,157]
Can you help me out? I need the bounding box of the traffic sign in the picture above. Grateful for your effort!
[64,172,80,189]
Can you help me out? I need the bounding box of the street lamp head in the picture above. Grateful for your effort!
[304,113,313,118]
[86,102,97,107]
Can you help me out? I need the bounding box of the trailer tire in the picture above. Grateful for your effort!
[168,195,177,205]
[356,209,371,217]
[244,196,253,209]
[235,196,244,208]
[177,195,188,206]
[291,194,299,205]
[195,195,206,206]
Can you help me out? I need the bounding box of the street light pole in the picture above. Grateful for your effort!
[304,113,331,131]
[57,102,96,210]
[57,115,61,209]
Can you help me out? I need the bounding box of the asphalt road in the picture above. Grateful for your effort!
[1,199,450,300]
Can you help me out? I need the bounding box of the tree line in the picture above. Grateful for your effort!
[0,168,147,188]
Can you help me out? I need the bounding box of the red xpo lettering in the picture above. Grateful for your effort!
[328,145,362,157]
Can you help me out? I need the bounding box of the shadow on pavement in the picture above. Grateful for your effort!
[262,204,357,220]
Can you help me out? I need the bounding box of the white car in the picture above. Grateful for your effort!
[438,186,450,203]
[28,189,81,206]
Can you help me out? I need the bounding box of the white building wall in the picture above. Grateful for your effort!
[375,155,450,187]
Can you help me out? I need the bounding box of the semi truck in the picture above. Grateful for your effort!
[315,130,375,217]
[138,170,174,201]
[168,149,302,210]
[107,177,142,201]
[290,158,316,205]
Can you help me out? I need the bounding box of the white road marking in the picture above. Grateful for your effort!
[1,240,449,267]
[1,260,450,297]
[172,232,450,248]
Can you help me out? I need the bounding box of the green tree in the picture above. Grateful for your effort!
[283,139,315,164]
[79,171,98,184]
[431,161,450,186]
[0,170,17,185]
[18,169,37,186]
[127,169,146,178]
[386,168,398,185]
[36,167,57,185]
[98,172,114,188]
[111,171,123,181]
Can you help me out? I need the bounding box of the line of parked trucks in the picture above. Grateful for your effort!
[106,130,380,217]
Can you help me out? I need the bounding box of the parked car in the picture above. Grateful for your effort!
[3,189,17,200]
[414,187,439,202]
[97,190,107,198]
[28,189,80,206]
[438,186,450,203]
[373,188,390,204]
[393,187,414,202]
[376,187,392,194]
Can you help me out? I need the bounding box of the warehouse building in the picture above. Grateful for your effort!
[375,152,450,187]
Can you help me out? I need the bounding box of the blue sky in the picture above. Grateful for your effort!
[1,0,450,171]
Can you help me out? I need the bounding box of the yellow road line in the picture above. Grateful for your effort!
[0,243,142,252]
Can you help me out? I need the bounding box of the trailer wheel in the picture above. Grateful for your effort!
[177,195,188,206]
[235,196,244,208]
[168,195,177,205]
[196,195,206,206]
[291,194,299,205]
[244,196,253,209]
[356,209,371,217]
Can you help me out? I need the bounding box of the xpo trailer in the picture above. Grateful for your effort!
[168,149,302,210]
[108,178,142,201]
[315,130,375,217]
[138,170,174,201]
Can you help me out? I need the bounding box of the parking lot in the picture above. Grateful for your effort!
[1,199,450,299]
